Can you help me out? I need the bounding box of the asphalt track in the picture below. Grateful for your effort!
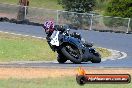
[0,22,132,68]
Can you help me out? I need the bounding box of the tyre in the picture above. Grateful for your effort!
[57,54,67,63]
[61,44,82,64]
[91,52,101,63]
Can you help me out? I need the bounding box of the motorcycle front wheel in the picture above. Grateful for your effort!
[61,44,83,64]
[57,54,67,63]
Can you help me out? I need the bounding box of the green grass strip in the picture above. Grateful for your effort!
[0,32,56,61]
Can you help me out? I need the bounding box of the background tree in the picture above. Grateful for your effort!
[104,0,132,30]
[94,0,110,14]
[58,0,96,13]
[105,0,132,18]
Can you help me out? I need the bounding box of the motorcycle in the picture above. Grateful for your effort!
[45,25,101,64]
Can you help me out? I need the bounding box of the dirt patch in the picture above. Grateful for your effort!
[0,68,76,79]
[0,13,16,19]
[0,68,132,79]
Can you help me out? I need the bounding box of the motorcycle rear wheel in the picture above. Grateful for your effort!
[91,52,101,63]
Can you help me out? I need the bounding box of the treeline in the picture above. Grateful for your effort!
[58,0,132,18]
[58,0,131,31]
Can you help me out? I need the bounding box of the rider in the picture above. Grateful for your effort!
[43,20,56,51]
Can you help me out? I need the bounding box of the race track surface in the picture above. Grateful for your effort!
[0,22,132,68]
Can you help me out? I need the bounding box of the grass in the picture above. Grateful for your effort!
[0,32,111,62]
[0,77,131,88]
[0,32,57,61]
[96,48,111,58]
[0,0,62,10]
